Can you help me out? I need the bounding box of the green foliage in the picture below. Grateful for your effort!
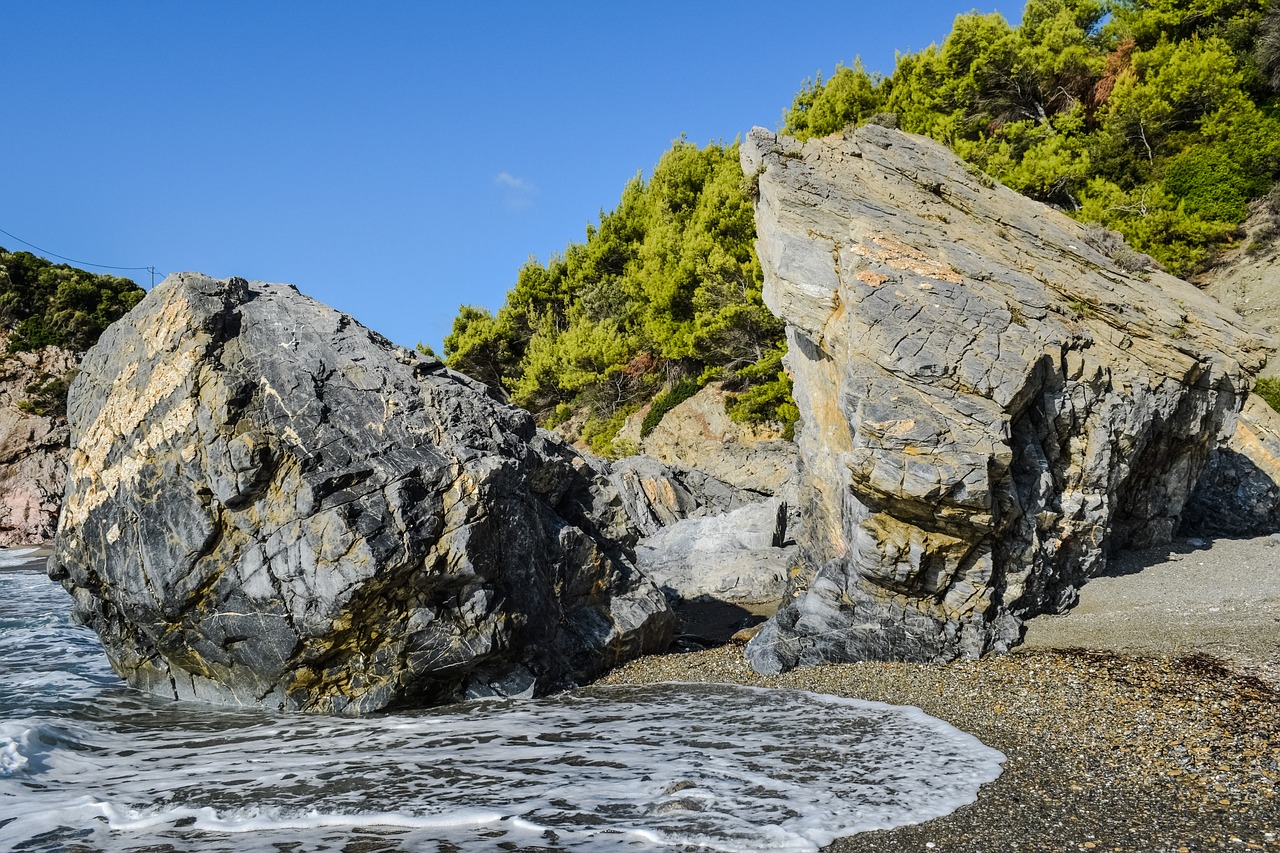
[640,378,701,438]
[1256,376,1280,413]
[16,370,77,417]
[0,249,145,352]
[444,139,789,449]
[442,305,517,390]
[723,343,801,439]
[1163,144,1252,221]
[784,0,1280,276]
[580,407,636,458]
[785,61,888,139]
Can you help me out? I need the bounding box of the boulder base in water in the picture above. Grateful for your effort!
[741,126,1271,673]
[49,273,674,714]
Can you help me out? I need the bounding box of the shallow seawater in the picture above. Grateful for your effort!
[0,557,1004,852]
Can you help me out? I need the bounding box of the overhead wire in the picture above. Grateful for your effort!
[0,226,160,284]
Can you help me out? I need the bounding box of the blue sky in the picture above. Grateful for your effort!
[4,2,1012,352]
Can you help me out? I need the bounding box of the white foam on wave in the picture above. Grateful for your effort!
[0,546,43,569]
[0,735,27,776]
[0,572,1006,852]
[0,681,1004,852]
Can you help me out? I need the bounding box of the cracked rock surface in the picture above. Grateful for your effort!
[741,126,1272,674]
[48,273,674,714]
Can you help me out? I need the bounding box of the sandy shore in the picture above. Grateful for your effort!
[604,535,1280,852]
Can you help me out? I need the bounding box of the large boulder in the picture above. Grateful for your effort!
[740,126,1272,673]
[606,455,795,640]
[48,273,674,714]
[608,453,760,538]
[636,497,793,614]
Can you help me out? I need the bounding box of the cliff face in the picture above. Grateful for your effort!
[741,126,1272,673]
[50,273,674,714]
[0,335,78,545]
[1197,197,1280,379]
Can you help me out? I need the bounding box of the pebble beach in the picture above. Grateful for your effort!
[603,535,1280,852]
[603,647,1277,852]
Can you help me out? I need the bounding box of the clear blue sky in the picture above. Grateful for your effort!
[3,1,1012,353]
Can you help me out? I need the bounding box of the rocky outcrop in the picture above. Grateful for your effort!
[608,455,794,639]
[1182,393,1280,535]
[608,453,760,538]
[49,273,674,715]
[637,497,793,605]
[618,382,800,497]
[740,126,1272,673]
[0,336,78,545]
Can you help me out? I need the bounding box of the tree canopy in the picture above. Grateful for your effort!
[444,140,790,454]
[784,0,1280,276]
[0,249,145,352]
[445,0,1280,452]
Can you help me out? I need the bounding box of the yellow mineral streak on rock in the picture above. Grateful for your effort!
[1235,418,1280,471]
[65,397,200,527]
[366,395,395,435]
[63,291,207,528]
[856,270,889,287]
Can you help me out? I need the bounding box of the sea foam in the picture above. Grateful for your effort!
[0,563,1005,852]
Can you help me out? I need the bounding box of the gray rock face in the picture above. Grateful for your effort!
[49,273,674,714]
[607,455,794,640]
[741,126,1271,673]
[608,454,759,538]
[636,497,793,608]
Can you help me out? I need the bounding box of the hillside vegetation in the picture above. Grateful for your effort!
[787,0,1280,276]
[444,141,792,455]
[0,249,145,352]
[446,0,1280,451]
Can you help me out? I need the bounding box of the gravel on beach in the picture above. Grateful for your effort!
[601,646,1279,852]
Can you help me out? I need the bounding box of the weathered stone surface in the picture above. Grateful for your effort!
[1197,198,1280,379]
[0,336,78,545]
[636,497,793,608]
[607,455,794,640]
[1183,393,1280,535]
[619,382,800,497]
[608,453,758,538]
[740,126,1272,673]
[49,273,674,714]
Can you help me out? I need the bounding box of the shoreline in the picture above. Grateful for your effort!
[9,533,1277,850]
[605,533,1279,851]
[601,646,1279,852]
